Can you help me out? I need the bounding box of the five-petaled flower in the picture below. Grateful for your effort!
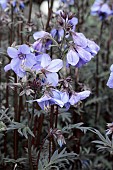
[32,89,64,110]
[33,53,63,86]
[61,90,91,110]
[4,44,36,77]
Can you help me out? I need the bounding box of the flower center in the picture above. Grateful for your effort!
[18,53,26,60]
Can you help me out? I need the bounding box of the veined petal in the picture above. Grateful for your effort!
[46,59,63,72]
[11,58,21,70]
[25,54,36,68]
[11,58,25,77]
[87,39,100,56]
[41,54,51,68]
[46,72,58,86]
[67,49,79,66]
[32,63,42,71]
[72,32,87,48]
[36,95,51,110]
[52,89,61,100]
[7,47,18,58]
[35,54,43,62]
[33,31,50,40]
[77,46,92,62]
[36,95,51,102]
[33,40,43,51]
[78,90,91,100]
[69,94,80,105]
[38,100,50,110]
[51,98,64,107]
[61,91,69,104]
[18,44,30,54]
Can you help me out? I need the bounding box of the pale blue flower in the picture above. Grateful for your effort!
[4,44,36,77]
[67,32,100,67]
[33,53,63,86]
[33,31,51,40]
[61,90,91,110]
[33,89,64,110]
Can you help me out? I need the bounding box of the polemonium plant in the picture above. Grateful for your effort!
[2,2,103,169]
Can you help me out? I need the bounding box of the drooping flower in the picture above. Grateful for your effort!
[4,44,36,77]
[69,90,91,105]
[66,32,100,67]
[32,39,43,54]
[61,90,91,110]
[32,89,64,110]
[33,31,51,40]
[91,0,113,20]
[85,39,100,56]
[33,31,52,52]
[107,64,113,88]
[33,53,63,86]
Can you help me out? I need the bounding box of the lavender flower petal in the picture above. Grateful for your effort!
[67,50,79,66]
[46,59,63,72]
[46,72,58,86]
[33,31,50,40]
[7,47,18,58]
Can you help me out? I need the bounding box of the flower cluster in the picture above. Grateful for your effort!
[91,0,113,20]
[4,10,100,111]
[67,32,100,67]
[4,44,36,78]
